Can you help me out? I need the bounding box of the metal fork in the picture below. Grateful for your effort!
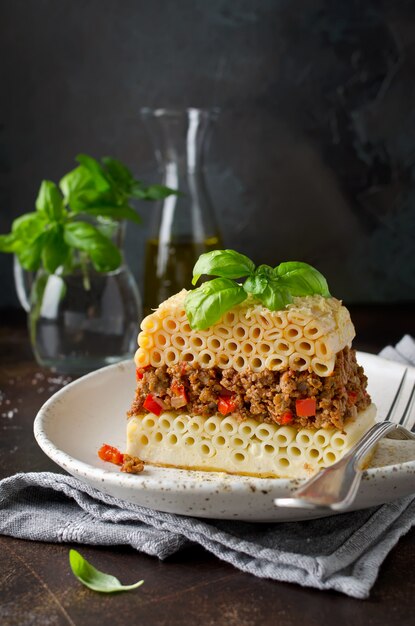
[274,369,415,511]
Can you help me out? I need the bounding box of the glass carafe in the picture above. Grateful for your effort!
[141,108,222,314]
[14,219,142,374]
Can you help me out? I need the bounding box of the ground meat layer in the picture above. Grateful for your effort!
[128,347,371,430]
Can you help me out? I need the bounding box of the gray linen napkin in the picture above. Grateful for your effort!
[1,337,414,599]
[379,334,415,366]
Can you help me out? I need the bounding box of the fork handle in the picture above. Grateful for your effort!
[281,421,399,511]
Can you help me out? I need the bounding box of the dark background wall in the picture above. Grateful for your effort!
[1,0,414,310]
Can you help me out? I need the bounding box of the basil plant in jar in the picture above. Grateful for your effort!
[0,154,177,374]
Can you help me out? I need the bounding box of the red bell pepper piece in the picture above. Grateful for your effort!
[279,410,294,425]
[98,444,124,465]
[136,365,150,381]
[143,393,165,416]
[218,394,237,416]
[348,391,358,404]
[295,398,316,417]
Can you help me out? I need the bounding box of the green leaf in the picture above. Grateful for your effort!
[69,188,117,210]
[16,233,47,271]
[256,282,293,310]
[69,550,144,594]
[192,249,255,285]
[64,221,122,272]
[275,262,330,297]
[242,264,294,310]
[76,154,110,191]
[11,213,50,269]
[0,153,180,275]
[243,273,267,295]
[144,184,180,200]
[185,278,247,330]
[130,183,179,201]
[80,203,141,224]
[35,181,65,221]
[41,227,70,274]
[243,264,273,295]
[60,165,96,210]
[102,157,134,193]
[0,232,19,253]
[12,212,47,244]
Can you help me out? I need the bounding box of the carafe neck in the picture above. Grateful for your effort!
[141,107,218,177]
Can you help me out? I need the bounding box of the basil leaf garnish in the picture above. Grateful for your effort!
[242,273,267,295]
[192,249,255,285]
[185,277,247,329]
[256,282,293,310]
[69,550,144,594]
[243,264,275,295]
[275,261,330,297]
[185,252,331,329]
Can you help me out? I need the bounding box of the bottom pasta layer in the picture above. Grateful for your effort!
[126,403,376,478]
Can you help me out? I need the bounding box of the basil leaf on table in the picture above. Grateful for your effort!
[64,222,122,272]
[275,261,330,297]
[69,550,144,593]
[192,249,255,285]
[185,277,247,329]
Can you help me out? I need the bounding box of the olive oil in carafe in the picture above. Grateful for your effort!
[143,237,220,314]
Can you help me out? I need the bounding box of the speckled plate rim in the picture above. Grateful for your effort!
[33,352,415,499]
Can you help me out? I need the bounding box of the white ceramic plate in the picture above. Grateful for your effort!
[34,352,415,522]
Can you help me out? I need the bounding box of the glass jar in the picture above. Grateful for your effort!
[14,220,142,375]
[141,107,222,314]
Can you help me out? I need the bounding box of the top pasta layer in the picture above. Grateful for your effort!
[134,291,355,377]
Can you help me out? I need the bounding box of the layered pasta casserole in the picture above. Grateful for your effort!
[126,290,376,478]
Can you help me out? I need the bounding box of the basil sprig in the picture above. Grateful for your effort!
[185,250,330,330]
[0,154,178,275]
[69,549,144,593]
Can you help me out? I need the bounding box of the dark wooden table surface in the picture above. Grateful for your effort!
[1,307,414,626]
